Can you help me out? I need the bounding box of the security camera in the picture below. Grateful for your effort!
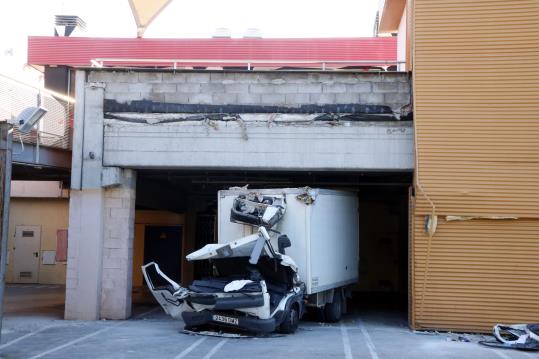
[14,106,48,133]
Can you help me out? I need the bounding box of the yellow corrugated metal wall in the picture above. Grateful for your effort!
[412,0,539,332]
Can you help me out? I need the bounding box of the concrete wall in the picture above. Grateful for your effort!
[104,118,413,171]
[67,69,413,320]
[82,70,413,172]
[73,70,413,188]
[90,71,410,112]
[7,198,69,284]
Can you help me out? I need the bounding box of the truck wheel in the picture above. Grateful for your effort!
[324,290,342,323]
[279,304,299,334]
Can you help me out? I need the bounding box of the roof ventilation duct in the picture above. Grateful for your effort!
[54,15,86,37]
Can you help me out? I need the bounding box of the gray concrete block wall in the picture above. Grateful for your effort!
[91,70,411,112]
[101,169,136,320]
[65,169,136,321]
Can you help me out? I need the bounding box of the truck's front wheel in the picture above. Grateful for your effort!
[324,290,342,322]
[279,304,299,334]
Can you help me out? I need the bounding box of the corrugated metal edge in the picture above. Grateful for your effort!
[27,36,397,67]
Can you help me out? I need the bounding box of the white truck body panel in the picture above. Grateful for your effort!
[218,188,359,294]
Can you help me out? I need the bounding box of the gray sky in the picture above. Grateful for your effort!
[0,0,379,79]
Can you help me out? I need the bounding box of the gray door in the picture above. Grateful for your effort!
[12,225,41,283]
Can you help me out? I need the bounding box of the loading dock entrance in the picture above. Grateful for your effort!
[134,170,412,323]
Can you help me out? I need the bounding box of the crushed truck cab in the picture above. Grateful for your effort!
[142,195,305,334]
[142,188,358,334]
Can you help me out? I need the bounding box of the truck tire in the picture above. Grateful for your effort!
[279,304,299,334]
[324,290,342,323]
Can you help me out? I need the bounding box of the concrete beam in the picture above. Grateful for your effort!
[103,117,414,171]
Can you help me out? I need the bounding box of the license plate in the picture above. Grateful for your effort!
[212,314,239,325]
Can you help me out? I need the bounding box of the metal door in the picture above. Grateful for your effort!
[12,225,41,283]
[143,226,182,283]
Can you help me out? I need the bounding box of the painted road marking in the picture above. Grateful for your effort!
[202,339,228,359]
[25,307,160,359]
[174,337,207,359]
[28,325,118,359]
[358,320,380,359]
[0,324,58,350]
[340,323,353,359]
[490,349,513,359]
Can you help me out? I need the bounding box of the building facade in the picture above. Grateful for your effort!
[64,69,412,320]
[25,1,539,331]
[380,0,539,332]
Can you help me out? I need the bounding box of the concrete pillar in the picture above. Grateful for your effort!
[100,169,136,319]
[65,189,105,320]
[65,169,136,320]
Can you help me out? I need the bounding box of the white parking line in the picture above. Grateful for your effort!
[25,307,160,359]
[202,339,228,359]
[0,324,58,350]
[174,337,207,359]
[340,323,353,359]
[28,324,120,359]
[358,320,380,359]
[489,349,513,359]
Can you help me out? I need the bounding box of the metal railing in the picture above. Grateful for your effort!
[91,58,404,71]
[0,74,74,151]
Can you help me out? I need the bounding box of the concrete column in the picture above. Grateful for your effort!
[65,169,136,320]
[66,71,137,320]
[101,169,136,319]
[65,189,105,320]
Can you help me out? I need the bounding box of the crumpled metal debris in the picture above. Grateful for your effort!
[296,187,318,205]
[479,323,539,351]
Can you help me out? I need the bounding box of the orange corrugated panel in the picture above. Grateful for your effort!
[412,0,539,332]
[411,216,539,333]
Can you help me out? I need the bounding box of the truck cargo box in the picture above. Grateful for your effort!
[218,188,359,295]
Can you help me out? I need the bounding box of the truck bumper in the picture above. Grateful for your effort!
[182,310,277,333]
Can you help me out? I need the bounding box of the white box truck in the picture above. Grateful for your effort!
[142,187,359,334]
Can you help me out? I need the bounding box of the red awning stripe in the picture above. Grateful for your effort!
[28,36,397,68]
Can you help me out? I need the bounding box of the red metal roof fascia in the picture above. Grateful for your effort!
[27,36,397,68]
